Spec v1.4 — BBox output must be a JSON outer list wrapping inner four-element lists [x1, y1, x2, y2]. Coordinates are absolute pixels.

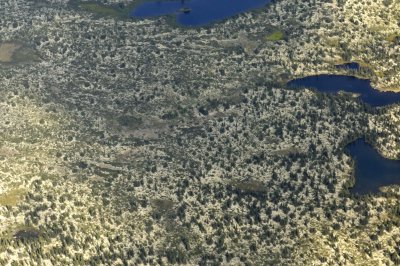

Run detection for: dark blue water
[[346, 138, 400, 195], [335, 62, 360, 70], [131, 0, 271, 26], [287, 75, 400, 107]]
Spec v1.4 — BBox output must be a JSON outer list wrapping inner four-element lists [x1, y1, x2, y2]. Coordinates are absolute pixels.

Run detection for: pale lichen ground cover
[[0, 0, 398, 265]]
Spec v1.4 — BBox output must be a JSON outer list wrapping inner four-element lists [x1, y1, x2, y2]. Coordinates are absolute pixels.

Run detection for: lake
[[287, 74, 400, 107], [346, 138, 400, 195], [130, 0, 271, 26]]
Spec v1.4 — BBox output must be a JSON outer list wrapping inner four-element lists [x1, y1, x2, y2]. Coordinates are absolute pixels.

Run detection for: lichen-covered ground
[[0, 0, 399, 265]]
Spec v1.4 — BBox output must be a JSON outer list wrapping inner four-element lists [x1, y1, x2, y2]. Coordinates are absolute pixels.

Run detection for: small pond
[[131, 0, 271, 26], [287, 74, 400, 107], [346, 138, 400, 195]]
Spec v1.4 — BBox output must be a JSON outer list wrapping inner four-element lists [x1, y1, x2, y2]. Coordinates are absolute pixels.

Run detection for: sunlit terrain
[[0, 0, 398, 265]]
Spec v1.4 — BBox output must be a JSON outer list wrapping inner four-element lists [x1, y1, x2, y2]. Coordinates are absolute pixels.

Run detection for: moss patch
[[13, 228, 39, 241], [0, 188, 26, 206], [79, 2, 134, 18], [12, 46, 40, 63], [0, 43, 21, 62], [117, 115, 143, 129], [325, 36, 340, 47], [265, 31, 284, 41], [385, 34, 399, 43], [151, 198, 174, 212], [232, 180, 267, 193], [0, 224, 38, 241], [0, 42, 39, 64]]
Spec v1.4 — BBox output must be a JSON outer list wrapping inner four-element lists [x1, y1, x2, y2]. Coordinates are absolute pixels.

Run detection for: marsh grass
[[0, 188, 26, 206], [385, 34, 399, 43], [265, 31, 284, 41], [0, 43, 21, 63], [232, 180, 267, 193], [78, 2, 135, 18], [12, 47, 40, 63], [0, 42, 39, 64]]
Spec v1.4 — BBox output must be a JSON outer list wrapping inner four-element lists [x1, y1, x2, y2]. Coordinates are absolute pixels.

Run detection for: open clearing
[[0, 43, 21, 63]]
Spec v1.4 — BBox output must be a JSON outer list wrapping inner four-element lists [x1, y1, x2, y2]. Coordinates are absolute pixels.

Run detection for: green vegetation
[[232, 180, 268, 193], [151, 198, 174, 212], [385, 34, 399, 43], [0, 43, 20, 63], [78, 2, 133, 18], [324, 36, 340, 48], [0, 42, 39, 64], [1, 224, 38, 240], [117, 115, 143, 129], [13, 228, 39, 241], [0, 0, 399, 265], [0, 188, 26, 206], [265, 31, 284, 41], [12, 47, 40, 63], [80, 3, 120, 17]]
